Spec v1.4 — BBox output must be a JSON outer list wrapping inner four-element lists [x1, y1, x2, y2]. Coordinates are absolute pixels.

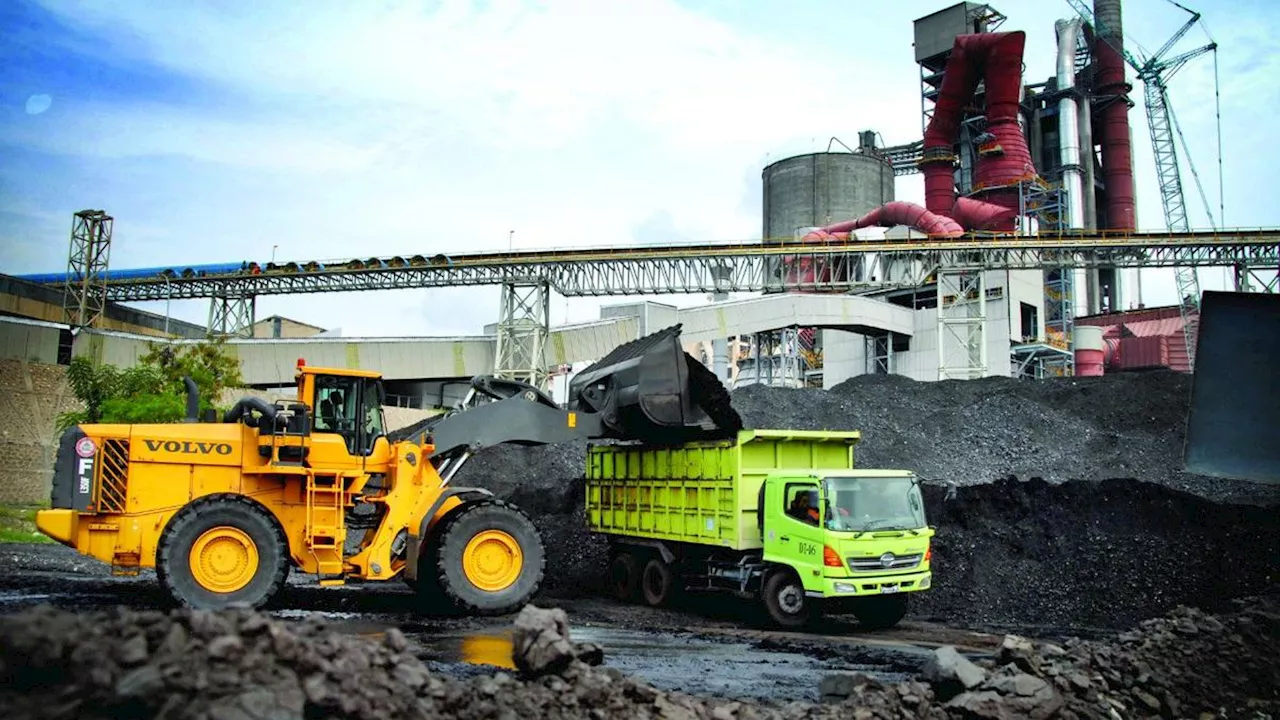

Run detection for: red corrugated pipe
[[782, 31, 1038, 285], [1093, 0, 1135, 230]]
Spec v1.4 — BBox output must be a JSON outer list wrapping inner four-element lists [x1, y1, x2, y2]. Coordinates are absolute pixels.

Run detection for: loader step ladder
[[305, 472, 349, 584]]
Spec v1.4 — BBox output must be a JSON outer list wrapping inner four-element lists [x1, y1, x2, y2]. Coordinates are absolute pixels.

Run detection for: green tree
[[56, 340, 245, 433]]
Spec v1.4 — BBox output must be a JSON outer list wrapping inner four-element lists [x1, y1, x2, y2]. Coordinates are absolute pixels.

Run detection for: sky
[[2, 0, 1277, 338]]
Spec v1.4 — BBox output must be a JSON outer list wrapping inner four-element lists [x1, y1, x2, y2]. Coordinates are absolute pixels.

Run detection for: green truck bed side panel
[[585, 429, 859, 550]]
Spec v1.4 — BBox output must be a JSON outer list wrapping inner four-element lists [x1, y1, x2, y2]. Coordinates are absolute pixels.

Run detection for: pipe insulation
[[1056, 18, 1086, 230]]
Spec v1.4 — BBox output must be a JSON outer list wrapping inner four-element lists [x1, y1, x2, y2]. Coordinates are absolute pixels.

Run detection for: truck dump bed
[[585, 429, 859, 550]]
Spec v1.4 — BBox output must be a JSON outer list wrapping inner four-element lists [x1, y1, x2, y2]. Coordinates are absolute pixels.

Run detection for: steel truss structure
[[493, 280, 550, 389], [208, 295, 256, 338], [937, 271, 988, 380], [63, 210, 113, 329], [85, 230, 1280, 303]]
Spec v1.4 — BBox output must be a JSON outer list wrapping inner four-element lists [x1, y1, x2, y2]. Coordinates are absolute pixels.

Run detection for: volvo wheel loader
[[36, 324, 741, 614]]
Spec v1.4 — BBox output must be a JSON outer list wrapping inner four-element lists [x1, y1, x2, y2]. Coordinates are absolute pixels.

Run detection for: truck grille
[[97, 439, 130, 513], [848, 553, 922, 572]]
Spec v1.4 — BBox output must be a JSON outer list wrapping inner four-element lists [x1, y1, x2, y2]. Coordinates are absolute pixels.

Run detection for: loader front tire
[[432, 500, 544, 616], [156, 494, 289, 611]]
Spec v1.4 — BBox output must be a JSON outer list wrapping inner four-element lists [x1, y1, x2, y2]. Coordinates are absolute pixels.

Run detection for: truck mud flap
[[569, 324, 742, 442], [1183, 290, 1280, 483]]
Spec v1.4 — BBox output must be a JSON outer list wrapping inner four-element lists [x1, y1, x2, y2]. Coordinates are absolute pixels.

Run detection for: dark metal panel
[[1183, 290, 1280, 483]]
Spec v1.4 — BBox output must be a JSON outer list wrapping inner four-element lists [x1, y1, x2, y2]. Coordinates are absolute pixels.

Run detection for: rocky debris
[[2, 593, 1276, 720], [818, 673, 948, 718], [921, 646, 987, 701], [511, 605, 603, 677]]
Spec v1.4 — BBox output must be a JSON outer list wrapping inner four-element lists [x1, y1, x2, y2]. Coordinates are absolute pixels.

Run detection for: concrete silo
[[761, 138, 895, 243]]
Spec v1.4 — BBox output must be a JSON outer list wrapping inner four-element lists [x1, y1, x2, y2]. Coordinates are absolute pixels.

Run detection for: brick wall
[[0, 359, 82, 503]]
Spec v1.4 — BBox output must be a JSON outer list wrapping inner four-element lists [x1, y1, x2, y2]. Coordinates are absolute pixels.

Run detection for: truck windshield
[[820, 476, 925, 533]]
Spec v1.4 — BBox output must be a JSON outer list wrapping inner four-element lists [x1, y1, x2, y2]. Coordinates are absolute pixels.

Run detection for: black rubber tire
[[684, 352, 743, 434], [640, 557, 675, 607], [155, 494, 290, 611], [852, 594, 909, 630], [762, 569, 812, 629], [432, 499, 545, 616], [609, 551, 641, 602]]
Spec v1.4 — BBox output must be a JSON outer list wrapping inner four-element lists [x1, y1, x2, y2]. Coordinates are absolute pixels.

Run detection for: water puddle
[[403, 624, 913, 702]]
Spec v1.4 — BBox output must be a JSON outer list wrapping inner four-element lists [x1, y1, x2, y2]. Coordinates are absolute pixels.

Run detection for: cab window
[[784, 483, 820, 527], [362, 378, 385, 447], [314, 376, 357, 434]]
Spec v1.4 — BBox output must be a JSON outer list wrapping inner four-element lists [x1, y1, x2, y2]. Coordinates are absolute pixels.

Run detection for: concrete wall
[[0, 359, 82, 503], [0, 317, 65, 364]]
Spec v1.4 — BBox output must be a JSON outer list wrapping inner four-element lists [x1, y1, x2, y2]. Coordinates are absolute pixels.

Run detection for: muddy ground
[[0, 543, 1008, 703]]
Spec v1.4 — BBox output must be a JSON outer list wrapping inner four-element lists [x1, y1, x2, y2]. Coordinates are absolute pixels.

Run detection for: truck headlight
[[834, 582, 856, 594], [919, 574, 931, 589]]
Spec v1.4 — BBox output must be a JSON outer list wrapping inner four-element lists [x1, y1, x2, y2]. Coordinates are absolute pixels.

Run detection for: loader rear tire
[[433, 500, 544, 616], [156, 494, 289, 611]]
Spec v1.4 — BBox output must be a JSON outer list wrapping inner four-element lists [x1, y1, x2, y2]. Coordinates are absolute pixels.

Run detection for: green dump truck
[[585, 429, 933, 629]]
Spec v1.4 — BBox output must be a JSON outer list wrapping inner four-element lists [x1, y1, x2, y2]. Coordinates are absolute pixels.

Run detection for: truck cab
[[760, 471, 933, 628]]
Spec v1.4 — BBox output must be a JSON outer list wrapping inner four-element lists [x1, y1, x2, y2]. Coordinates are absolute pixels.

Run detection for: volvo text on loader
[[36, 325, 742, 615]]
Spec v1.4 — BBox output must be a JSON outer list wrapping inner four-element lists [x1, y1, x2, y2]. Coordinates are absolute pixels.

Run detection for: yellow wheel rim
[[189, 526, 259, 593], [462, 530, 523, 592]]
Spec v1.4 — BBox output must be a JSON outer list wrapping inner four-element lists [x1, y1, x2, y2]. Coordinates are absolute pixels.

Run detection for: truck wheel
[[762, 570, 811, 629], [156, 494, 290, 611], [852, 594, 908, 630], [609, 552, 640, 602], [640, 557, 674, 606], [432, 500, 544, 616]]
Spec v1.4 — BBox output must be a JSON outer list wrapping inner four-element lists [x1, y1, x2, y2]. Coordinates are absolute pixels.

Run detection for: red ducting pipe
[[1093, 0, 1135, 230], [804, 201, 964, 239], [781, 31, 1040, 285]]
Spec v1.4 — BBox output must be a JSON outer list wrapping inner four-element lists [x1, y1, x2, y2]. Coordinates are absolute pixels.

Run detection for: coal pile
[[443, 372, 1279, 630], [731, 370, 1278, 507], [912, 476, 1280, 631], [2, 594, 1276, 719]]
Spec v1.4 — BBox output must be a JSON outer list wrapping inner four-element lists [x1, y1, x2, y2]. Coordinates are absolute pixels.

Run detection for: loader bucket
[[569, 324, 742, 441], [1182, 290, 1280, 484]]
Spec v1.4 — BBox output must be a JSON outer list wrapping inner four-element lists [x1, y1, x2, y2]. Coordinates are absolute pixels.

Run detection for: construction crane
[[1066, 0, 1221, 369]]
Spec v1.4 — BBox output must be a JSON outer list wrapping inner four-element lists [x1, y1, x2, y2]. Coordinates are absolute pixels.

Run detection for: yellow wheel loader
[[36, 325, 741, 614]]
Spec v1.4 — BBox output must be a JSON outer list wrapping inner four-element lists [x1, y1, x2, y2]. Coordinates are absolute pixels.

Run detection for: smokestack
[[1093, 0, 1135, 231]]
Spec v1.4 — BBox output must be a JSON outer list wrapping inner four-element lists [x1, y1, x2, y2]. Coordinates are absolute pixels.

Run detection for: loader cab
[[295, 361, 388, 458]]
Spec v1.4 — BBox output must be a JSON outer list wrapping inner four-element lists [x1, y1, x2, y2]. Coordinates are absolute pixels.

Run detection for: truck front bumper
[[809, 570, 932, 599]]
